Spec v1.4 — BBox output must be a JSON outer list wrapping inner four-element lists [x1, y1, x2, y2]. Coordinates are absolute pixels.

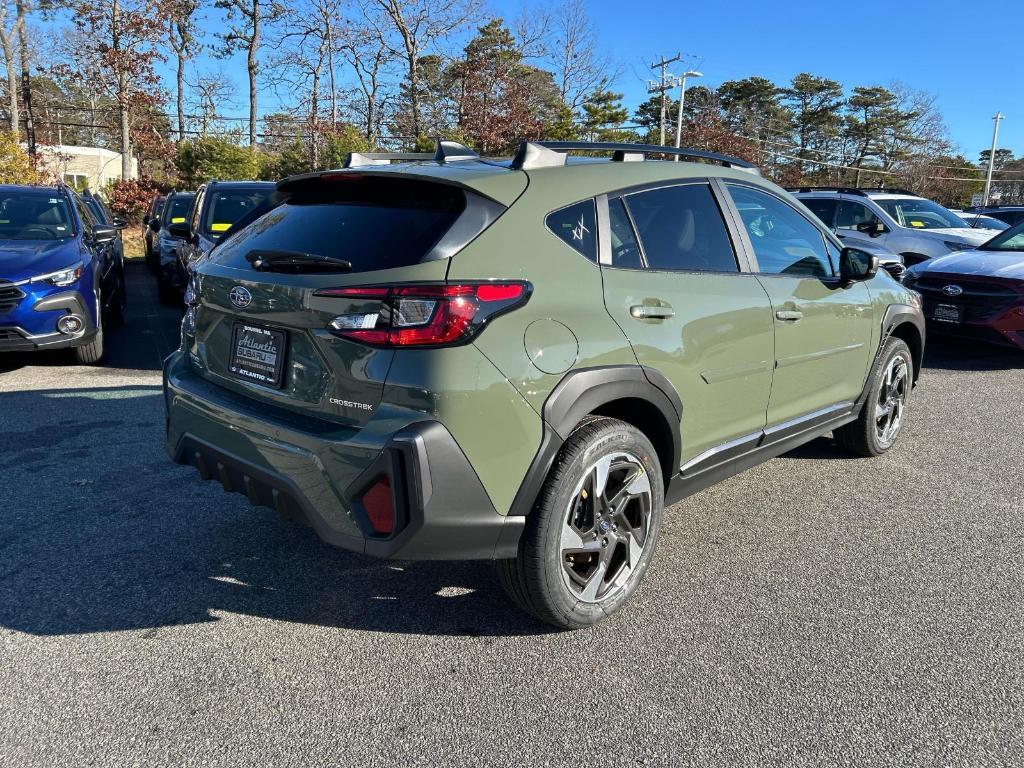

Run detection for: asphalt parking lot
[[1, 263, 1022, 767]]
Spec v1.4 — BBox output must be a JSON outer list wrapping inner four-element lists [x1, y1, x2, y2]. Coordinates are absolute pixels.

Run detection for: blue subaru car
[[0, 184, 126, 364]]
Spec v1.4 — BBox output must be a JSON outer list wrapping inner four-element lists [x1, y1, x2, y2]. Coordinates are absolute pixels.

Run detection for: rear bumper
[[164, 350, 523, 560]]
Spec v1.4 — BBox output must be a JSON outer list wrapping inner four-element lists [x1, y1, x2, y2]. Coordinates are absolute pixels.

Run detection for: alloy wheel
[[875, 354, 909, 446], [560, 452, 652, 603]]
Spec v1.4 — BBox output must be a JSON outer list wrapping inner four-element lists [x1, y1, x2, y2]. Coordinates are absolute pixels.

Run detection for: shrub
[[175, 137, 260, 188], [105, 177, 162, 224], [0, 132, 45, 185]]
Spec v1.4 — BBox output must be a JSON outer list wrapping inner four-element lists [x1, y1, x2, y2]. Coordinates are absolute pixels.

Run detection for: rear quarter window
[[545, 199, 597, 262], [212, 177, 467, 273]]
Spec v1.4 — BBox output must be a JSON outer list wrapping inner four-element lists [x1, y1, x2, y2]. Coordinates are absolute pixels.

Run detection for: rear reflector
[[360, 476, 394, 536], [317, 282, 531, 347]]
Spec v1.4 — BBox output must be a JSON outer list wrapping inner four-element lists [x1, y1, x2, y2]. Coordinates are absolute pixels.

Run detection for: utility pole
[[983, 112, 1005, 206], [648, 53, 681, 146]]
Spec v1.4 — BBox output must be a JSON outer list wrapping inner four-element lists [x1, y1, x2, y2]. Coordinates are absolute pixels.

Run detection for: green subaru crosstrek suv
[[164, 140, 925, 629]]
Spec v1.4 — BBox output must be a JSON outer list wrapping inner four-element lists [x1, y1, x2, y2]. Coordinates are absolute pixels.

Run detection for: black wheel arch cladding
[[508, 365, 683, 517]]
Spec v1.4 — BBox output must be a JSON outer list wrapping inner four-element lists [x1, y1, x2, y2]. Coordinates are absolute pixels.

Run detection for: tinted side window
[[623, 183, 737, 272], [728, 185, 832, 278], [801, 197, 838, 228], [836, 200, 882, 231], [73, 195, 97, 230], [606, 198, 643, 269], [545, 199, 597, 262]]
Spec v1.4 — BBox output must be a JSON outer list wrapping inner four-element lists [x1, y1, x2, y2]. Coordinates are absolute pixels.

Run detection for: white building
[[35, 144, 138, 190]]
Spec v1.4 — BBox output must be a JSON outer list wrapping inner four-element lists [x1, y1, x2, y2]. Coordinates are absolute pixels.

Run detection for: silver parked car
[[791, 187, 997, 266]]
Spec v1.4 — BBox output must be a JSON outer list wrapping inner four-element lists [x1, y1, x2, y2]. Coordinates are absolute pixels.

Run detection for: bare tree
[[268, 0, 336, 167], [0, 0, 17, 133], [338, 0, 396, 144], [162, 0, 201, 142], [216, 0, 283, 146], [547, 0, 613, 112], [188, 70, 235, 137], [374, 0, 480, 138]]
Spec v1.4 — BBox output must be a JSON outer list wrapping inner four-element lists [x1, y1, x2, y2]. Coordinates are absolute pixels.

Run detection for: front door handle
[[631, 303, 675, 319], [775, 309, 803, 321]]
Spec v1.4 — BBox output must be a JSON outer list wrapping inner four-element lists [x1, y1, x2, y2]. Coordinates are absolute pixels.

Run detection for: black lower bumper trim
[[170, 421, 524, 561]]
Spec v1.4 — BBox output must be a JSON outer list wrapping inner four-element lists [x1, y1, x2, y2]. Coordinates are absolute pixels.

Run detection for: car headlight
[[29, 263, 83, 287], [943, 240, 970, 252]]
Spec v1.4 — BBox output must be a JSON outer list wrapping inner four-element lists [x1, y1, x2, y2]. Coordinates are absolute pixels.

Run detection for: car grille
[[913, 276, 1021, 322], [0, 280, 24, 314]]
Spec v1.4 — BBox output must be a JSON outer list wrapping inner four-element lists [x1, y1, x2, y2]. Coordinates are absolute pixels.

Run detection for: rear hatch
[[187, 173, 506, 427]]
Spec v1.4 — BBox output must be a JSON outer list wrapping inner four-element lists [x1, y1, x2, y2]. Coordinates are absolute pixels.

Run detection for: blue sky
[[159, 0, 1022, 160]]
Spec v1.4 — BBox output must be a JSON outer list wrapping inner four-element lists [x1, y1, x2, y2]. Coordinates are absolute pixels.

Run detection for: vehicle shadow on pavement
[[0, 386, 551, 639], [922, 337, 1024, 371]]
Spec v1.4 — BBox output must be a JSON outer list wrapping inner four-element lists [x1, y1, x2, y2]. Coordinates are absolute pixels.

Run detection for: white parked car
[[791, 187, 998, 266]]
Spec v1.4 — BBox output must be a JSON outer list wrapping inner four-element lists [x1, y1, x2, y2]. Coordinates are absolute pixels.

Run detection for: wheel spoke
[[579, 560, 608, 601], [561, 523, 600, 553], [592, 455, 613, 502], [625, 530, 643, 566]]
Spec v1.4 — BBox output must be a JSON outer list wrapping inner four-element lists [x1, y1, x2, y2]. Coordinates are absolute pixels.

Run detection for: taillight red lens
[[317, 282, 530, 347], [360, 476, 394, 536]]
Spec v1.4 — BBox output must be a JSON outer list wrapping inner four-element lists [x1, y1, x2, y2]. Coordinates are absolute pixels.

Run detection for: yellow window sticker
[[171, 216, 186, 223], [210, 222, 231, 232], [909, 220, 925, 228]]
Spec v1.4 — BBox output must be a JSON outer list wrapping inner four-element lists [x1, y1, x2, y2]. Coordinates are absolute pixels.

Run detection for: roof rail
[[787, 186, 870, 197], [511, 140, 758, 172], [344, 139, 480, 168], [855, 187, 917, 196]]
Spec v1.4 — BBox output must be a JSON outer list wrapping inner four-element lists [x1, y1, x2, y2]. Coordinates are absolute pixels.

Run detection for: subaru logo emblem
[[229, 286, 252, 308], [942, 284, 963, 297]]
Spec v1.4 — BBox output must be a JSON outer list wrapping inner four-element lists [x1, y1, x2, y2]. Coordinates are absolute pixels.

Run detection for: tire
[[497, 417, 664, 630], [835, 337, 913, 457], [73, 317, 104, 365]]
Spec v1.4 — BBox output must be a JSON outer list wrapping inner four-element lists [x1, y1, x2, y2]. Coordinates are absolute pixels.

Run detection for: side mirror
[[840, 247, 879, 284], [166, 222, 190, 240], [113, 217, 128, 229], [856, 220, 886, 237], [92, 224, 117, 244], [142, 215, 150, 225], [148, 218, 161, 233]]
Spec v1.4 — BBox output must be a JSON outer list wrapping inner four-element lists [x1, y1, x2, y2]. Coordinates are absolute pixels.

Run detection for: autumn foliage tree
[[64, 0, 164, 179], [450, 19, 544, 154]]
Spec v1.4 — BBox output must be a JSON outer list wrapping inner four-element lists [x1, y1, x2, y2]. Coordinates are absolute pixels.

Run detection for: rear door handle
[[775, 309, 803, 321], [631, 304, 675, 319]]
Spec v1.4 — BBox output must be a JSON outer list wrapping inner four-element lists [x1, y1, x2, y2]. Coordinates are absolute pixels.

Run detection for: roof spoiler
[[511, 141, 759, 173]]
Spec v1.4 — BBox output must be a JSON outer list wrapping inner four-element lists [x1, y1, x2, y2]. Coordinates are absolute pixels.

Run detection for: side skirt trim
[[668, 408, 857, 504]]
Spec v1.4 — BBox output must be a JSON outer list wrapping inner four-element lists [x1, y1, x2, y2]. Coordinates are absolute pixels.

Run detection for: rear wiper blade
[[246, 249, 352, 273]]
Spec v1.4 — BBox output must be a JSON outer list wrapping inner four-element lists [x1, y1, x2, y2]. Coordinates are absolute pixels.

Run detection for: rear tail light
[[317, 282, 531, 347]]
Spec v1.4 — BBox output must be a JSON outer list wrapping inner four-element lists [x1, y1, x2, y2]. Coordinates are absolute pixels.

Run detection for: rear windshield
[[162, 195, 195, 225], [203, 187, 274, 238], [213, 178, 466, 273], [0, 191, 73, 240]]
